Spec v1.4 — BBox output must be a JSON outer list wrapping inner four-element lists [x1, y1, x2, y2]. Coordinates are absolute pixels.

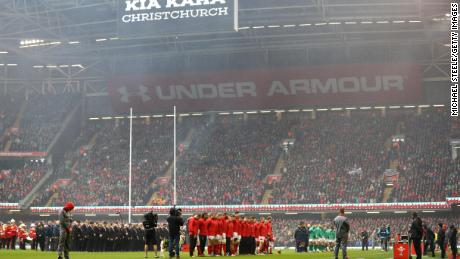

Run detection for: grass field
[[0, 249, 441, 259]]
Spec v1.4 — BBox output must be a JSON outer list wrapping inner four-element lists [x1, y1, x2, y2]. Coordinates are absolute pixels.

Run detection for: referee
[[143, 211, 159, 258]]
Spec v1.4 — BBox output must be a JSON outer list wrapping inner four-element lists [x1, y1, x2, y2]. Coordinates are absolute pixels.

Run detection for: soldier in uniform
[[57, 202, 74, 259]]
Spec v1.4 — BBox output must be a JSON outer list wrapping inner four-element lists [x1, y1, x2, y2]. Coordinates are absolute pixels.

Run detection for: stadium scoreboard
[[118, 0, 239, 37]]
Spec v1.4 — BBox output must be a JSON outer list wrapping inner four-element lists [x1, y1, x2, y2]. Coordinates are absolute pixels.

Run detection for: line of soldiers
[[70, 221, 171, 252]]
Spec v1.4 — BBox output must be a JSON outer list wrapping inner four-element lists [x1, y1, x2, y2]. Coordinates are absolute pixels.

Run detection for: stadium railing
[[28, 200, 457, 214]]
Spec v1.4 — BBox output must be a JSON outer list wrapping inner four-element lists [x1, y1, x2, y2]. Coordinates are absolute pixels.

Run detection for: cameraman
[[143, 211, 159, 258], [167, 208, 184, 259]]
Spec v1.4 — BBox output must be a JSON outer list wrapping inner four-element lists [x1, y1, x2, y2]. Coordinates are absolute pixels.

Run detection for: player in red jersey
[[232, 213, 241, 255], [197, 213, 208, 256], [266, 216, 274, 254], [188, 214, 200, 257], [239, 217, 250, 255], [225, 215, 234, 256], [258, 218, 269, 254], [207, 214, 220, 256], [217, 214, 226, 256]]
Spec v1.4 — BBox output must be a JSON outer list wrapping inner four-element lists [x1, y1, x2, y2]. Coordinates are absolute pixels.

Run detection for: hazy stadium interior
[[0, 0, 458, 258]]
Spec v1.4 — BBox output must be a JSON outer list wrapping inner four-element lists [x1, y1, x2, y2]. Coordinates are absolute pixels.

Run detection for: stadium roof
[[0, 0, 451, 91]]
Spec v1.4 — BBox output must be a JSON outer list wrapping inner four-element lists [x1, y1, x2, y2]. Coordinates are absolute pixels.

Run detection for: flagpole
[[173, 106, 177, 205], [128, 107, 133, 223]]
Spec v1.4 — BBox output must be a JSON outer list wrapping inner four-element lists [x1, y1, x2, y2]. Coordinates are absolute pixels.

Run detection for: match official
[[333, 208, 350, 259], [57, 202, 74, 259], [409, 212, 423, 259]]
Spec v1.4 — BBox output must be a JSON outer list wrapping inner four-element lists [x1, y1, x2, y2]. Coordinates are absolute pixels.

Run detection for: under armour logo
[[118, 85, 151, 103], [398, 245, 405, 256]]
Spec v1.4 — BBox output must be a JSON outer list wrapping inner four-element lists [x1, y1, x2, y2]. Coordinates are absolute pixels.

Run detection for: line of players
[[187, 212, 274, 257], [294, 222, 337, 253]]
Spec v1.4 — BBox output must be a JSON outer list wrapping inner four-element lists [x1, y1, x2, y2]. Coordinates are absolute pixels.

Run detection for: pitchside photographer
[[167, 207, 184, 259], [143, 211, 159, 259]]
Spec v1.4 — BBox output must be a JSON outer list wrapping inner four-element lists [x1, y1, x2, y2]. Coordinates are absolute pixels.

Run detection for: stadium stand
[[22, 107, 458, 206], [5, 94, 79, 152], [0, 163, 48, 202]]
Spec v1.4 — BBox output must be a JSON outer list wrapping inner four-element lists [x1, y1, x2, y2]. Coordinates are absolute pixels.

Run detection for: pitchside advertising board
[[108, 63, 422, 113], [118, 0, 238, 37]]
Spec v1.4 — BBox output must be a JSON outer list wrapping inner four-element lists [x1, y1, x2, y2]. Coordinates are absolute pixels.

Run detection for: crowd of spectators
[[0, 163, 48, 202], [8, 94, 79, 152], [20, 107, 459, 206], [271, 111, 392, 204], [390, 109, 454, 202], [33, 117, 194, 206], [0, 95, 22, 149], [173, 115, 295, 205]]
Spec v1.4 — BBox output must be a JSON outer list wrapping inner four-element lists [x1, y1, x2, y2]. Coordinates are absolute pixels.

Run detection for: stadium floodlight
[[374, 106, 386, 109], [192, 113, 203, 116], [71, 64, 84, 68], [275, 110, 286, 113], [114, 116, 125, 119], [283, 24, 296, 27], [179, 113, 190, 117], [139, 115, 150, 118], [0, 64, 5, 66], [376, 21, 389, 24], [298, 23, 311, 26], [39, 214, 50, 217], [252, 26, 264, 29], [392, 20, 406, 23], [418, 105, 430, 108], [102, 117, 113, 120], [68, 41, 80, 44], [165, 114, 175, 117], [302, 109, 314, 112], [344, 21, 357, 25], [316, 108, 328, 111], [0, 51, 7, 54], [314, 22, 327, 26], [422, 211, 435, 213], [288, 109, 300, 112], [238, 26, 250, 30], [408, 20, 421, 23], [109, 37, 119, 40], [246, 111, 258, 114], [361, 21, 373, 24], [389, 106, 401, 109], [6, 64, 17, 66], [59, 65, 69, 68], [267, 25, 281, 28], [260, 110, 272, 113], [328, 22, 341, 25], [432, 104, 445, 107], [233, 111, 244, 115], [152, 115, 163, 118], [403, 105, 415, 108], [366, 211, 380, 214], [89, 117, 100, 120], [33, 65, 44, 68], [330, 108, 343, 111], [394, 211, 408, 214], [95, 38, 107, 42]]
